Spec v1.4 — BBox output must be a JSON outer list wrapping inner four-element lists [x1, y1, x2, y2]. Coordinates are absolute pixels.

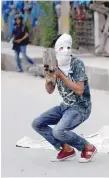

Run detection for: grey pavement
[[1, 71, 109, 177]]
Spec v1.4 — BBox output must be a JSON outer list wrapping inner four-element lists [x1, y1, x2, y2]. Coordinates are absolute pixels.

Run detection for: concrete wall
[[1, 42, 109, 91], [1, 42, 45, 76]]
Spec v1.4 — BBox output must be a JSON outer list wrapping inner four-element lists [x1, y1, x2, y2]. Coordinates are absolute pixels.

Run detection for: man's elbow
[[76, 88, 84, 96], [45, 84, 55, 94], [25, 33, 29, 37], [47, 88, 54, 94]]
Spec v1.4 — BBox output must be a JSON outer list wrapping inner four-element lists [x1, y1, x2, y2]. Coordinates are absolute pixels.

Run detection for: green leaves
[[34, 2, 58, 47]]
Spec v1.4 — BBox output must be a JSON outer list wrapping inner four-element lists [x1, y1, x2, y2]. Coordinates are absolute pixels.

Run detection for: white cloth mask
[[55, 33, 72, 76]]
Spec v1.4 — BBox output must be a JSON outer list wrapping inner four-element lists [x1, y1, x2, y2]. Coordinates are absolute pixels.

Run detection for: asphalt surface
[[1, 71, 109, 177]]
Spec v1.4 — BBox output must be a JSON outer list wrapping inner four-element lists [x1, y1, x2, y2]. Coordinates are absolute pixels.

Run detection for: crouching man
[[32, 34, 97, 162]]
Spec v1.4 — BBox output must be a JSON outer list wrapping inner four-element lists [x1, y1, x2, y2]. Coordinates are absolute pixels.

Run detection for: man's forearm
[[12, 35, 15, 40], [20, 33, 29, 41], [60, 74, 84, 95]]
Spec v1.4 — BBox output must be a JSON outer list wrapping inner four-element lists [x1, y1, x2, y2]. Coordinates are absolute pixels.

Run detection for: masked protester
[[32, 34, 97, 163], [12, 14, 34, 72]]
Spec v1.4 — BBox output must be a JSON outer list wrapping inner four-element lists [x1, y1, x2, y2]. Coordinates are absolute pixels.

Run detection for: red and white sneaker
[[57, 149, 76, 161], [79, 145, 97, 163]]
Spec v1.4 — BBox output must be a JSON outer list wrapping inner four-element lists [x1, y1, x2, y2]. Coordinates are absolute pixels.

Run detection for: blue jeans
[[32, 103, 91, 151], [14, 45, 34, 71]]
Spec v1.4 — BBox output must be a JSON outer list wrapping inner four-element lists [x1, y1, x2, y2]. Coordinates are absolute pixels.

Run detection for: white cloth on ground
[[16, 125, 109, 153]]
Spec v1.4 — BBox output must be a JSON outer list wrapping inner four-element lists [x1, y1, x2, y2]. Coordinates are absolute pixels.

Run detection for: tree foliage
[[34, 1, 58, 47]]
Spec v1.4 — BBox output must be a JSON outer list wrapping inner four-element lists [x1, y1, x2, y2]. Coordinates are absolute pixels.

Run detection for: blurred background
[[1, 0, 109, 55]]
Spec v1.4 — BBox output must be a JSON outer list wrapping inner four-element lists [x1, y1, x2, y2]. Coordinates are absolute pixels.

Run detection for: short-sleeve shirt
[[13, 24, 29, 46], [57, 57, 91, 110]]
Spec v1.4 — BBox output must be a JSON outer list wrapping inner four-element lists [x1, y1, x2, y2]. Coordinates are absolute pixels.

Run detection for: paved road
[[1, 71, 109, 177]]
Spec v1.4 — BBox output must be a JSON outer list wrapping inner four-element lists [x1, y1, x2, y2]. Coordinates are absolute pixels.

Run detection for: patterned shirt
[[57, 57, 91, 110]]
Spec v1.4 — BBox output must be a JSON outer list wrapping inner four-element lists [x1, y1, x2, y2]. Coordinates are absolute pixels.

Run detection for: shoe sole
[[79, 148, 97, 163], [51, 153, 76, 162]]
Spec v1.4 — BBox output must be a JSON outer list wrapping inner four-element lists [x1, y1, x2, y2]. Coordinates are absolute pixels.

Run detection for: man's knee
[[52, 128, 64, 140], [21, 52, 27, 59], [32, 117, 42, 131], [32, 118, 37, 130]]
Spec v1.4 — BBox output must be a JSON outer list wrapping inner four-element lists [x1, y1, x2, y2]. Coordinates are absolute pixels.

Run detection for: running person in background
[[12, 14, 34, 72], [32, 34, 97, 162]]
